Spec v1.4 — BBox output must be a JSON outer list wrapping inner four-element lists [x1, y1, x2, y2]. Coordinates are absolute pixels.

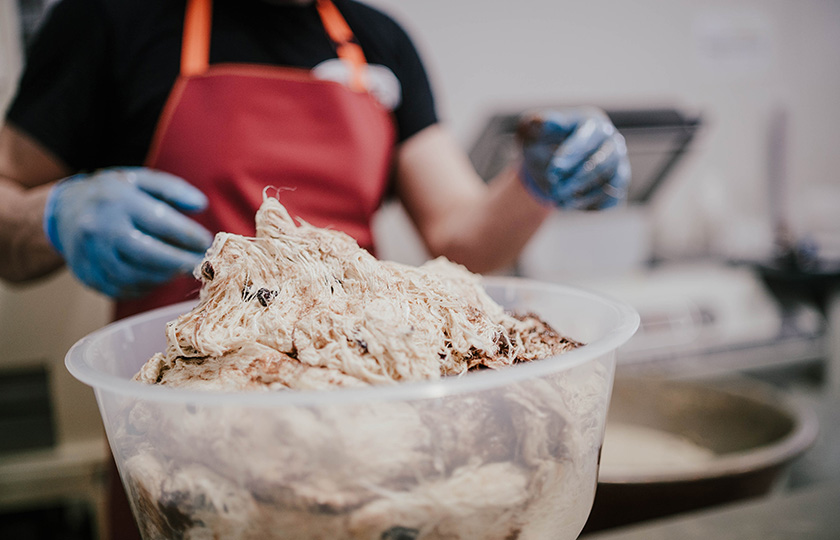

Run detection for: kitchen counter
[[584, 479, 840, 540]]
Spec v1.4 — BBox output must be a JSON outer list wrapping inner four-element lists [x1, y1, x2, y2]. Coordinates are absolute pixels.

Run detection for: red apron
[[114, 0, 396, 320]]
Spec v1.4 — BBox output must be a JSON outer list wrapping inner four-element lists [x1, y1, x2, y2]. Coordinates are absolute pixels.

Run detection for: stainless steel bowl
[[582, 376, 819, 533]]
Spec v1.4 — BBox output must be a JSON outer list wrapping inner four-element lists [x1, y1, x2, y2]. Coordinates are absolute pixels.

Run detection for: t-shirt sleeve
[[347, 2, 438, 143], [387, 22, 438, 143], [5, 0, 112, 171]]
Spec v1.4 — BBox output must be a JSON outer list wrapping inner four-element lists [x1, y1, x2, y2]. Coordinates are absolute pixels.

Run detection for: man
[[0, 0, 628, 536]]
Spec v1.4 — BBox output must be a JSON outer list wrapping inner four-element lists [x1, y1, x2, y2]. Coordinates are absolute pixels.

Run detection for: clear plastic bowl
[[66, 277, 638, 540]]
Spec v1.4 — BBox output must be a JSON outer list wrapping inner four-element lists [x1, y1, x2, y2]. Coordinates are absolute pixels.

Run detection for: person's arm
[[395, 108, 630, 274], [0, 0, 109, 282], [394, 124, 551, 274], [0, 123, 73, 282], [1, 121, 213, 298]]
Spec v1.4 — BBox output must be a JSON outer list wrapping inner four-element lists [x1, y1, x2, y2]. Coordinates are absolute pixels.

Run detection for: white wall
[[368, 0, 840, 264]]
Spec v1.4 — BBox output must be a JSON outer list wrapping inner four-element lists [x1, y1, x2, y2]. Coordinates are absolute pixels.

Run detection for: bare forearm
[[396, 125, 551, 274], [0, 178, 64, 281], [0, 124, 73, 282], [426, 166, 550, 273]]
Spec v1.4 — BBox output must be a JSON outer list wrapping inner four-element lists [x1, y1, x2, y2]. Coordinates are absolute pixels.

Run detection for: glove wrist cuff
[[518, 162, 558, 208], [43, 174, 85, 255], [43, 183, 63, 255]]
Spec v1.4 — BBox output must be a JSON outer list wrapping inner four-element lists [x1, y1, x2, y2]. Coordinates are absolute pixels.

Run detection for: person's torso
[[95, 0, 428, 167]]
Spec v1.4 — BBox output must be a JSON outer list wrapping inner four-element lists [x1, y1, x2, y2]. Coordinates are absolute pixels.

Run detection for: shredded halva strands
[[135, 195, 579, 390]]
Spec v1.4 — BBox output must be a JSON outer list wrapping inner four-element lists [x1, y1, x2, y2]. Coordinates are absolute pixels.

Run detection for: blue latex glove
[[43, 167, 213, 298], [519, 108, 631, 209]]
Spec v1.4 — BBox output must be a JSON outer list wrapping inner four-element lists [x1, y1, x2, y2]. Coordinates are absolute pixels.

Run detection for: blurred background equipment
[[469, 106, 827, 376], [583, 376, 818, 533], [470, 107, 702, 205], [464, 101, 840, 535]]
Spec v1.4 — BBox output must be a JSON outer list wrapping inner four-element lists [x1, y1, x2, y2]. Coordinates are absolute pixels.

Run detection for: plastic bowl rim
[[65, 276, 639, 407]]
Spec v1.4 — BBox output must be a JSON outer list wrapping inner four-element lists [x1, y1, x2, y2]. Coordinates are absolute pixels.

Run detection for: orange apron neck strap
[[316, 0, 368, 92], [180, 0, 366, 89], [181, 0, 212, 77]]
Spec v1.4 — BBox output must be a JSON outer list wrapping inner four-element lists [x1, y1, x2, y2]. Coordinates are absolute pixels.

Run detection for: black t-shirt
[[6, 0, 438, 171]]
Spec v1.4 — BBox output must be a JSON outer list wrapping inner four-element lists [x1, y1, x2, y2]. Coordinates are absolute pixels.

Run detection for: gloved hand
[[43, 167, 213, 298], [518, 108, 630, 209]]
